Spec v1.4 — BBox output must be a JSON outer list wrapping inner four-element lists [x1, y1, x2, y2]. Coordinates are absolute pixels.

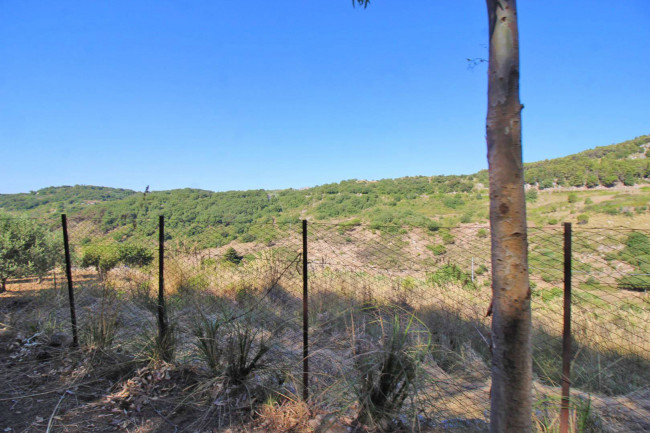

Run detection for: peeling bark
[[486, 1, 532, 432]]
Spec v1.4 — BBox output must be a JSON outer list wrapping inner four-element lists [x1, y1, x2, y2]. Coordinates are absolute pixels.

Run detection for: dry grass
[[1, 226, 649, 432]]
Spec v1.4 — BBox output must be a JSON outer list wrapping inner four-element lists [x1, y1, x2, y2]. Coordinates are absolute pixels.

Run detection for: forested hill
[[0, 185, 137, 213], [1, 134, 649, 237], [523, 135, 650, 188]]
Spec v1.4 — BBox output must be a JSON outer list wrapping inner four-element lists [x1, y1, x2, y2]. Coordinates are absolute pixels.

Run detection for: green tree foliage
[[223, 247, 243, 265], [617, 232, 650, 291], [0, 136, 648, 244], [81, 243, 154, 278], [0, 216, 59, 291], [0, 185, 135, 215], [116, 244, 154, 267], [523, 135, 650, 189], [80, 245, 120, 277]]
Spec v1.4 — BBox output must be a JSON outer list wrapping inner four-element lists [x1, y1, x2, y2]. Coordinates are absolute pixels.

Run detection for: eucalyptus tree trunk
[[485, 1, 532, 432]]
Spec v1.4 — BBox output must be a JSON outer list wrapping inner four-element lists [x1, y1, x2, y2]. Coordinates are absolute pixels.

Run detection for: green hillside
[[1, 134, 649, 243], [0, 185, 136, 213]]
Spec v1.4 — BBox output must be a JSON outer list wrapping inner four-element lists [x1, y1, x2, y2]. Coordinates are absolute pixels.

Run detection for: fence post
[[158, 215, 168, 355], [61, 214, 79, 347], [302, 219, 309, 401], [560, 222, 573, 433]]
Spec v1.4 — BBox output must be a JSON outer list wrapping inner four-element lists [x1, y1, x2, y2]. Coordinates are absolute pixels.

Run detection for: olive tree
[[0, 216, 60, 292]]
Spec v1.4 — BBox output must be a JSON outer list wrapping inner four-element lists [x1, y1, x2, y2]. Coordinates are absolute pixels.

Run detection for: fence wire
[[1, 216, 649, 432]]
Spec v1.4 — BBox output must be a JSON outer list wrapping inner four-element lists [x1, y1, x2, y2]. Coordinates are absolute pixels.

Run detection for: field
[[1, 222, 649, 432]]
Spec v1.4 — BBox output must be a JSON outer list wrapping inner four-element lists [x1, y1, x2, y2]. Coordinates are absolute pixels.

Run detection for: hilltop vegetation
[[0, 185, 136, 213], [522, 135, 650, 188], [1, 135, 649, 242]]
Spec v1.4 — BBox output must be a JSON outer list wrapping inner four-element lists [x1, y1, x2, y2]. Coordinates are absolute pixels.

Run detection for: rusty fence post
[[158, 215, 168, 356], [302, 219, 309, 401], [560, 222, 573, 433], [61, 214, 79, 347]]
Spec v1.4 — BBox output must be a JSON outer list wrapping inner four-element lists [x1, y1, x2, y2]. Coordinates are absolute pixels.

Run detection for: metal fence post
[[158, 215, 168, 352], [560, 222, 573, 433], [61, 214, 79, 347], [302, 219, 309, 401]]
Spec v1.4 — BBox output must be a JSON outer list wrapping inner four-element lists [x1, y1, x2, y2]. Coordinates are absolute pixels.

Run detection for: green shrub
[[428, 264, 475, 290], [117, 244, 154, 268], [477, 228, 488, 238], [474, 264, 488, 275], [338, 218, 362, 234], [541, 273, 555, 283], [0, 216, 60, 291], [577, 214, 589, 225], [624, 232, 650, 255], [441, 232, 455, 245], [426, 244, 446, 256], [526, 189, 538, 202], [184, 273, 210, 292], [239, 233, 256, 243], [617, 274, 650, 292], [81, 243, 153, 277], [532, 287, 563, 303], [567, 193, 578, 203], [459, 212, 472, 224], [81, 244, 120, 276], [223, 247, 243, 265]]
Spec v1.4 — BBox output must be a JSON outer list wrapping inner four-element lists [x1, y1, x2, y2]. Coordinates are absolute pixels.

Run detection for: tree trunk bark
[[1, 278, 6, 293], [485, 1, 532, 432]]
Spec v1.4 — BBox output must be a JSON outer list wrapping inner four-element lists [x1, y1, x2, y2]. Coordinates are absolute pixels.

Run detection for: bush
[[81, 242, 153, 278], [223, 247, 243, 265], [426, 244, 446, 256], [81, 244, 120, 277], [567, 193, 578, 203], [526, 189, 538, 202], [428, 264, 475, 290], [239, 233, 256, 243], [117, 244, 154, 268], [474, 264, 488, 275], [0, 216, 60, 292], [624, 232, 650, 250], [353, 312, 430, 429], [441, 232, 455, 245], [532, 287, 563, 303], [192, 313, 270, 384], [577, 214, 589, 225], [477, 228, 488, 238]]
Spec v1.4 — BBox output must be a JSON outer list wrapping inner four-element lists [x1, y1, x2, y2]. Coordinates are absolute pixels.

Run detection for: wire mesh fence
[[1, 214, 649, 432]]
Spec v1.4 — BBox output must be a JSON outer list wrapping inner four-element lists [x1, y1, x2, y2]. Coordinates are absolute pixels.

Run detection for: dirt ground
[[2, 277, 649, 433]]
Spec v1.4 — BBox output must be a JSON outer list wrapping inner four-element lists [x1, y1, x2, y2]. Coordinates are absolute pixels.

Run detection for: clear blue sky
[[1, 0, 648, 194]]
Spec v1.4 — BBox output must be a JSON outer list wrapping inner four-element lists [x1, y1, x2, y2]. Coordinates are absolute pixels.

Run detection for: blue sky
[[1, 0, 648, 194]]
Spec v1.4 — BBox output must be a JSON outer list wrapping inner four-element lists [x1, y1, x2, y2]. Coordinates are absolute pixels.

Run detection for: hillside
[[1, 134, 649, 242]]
